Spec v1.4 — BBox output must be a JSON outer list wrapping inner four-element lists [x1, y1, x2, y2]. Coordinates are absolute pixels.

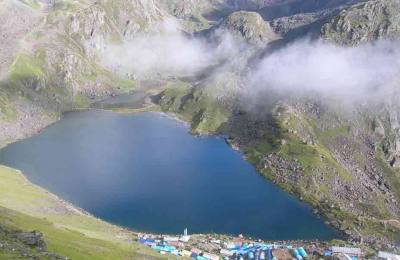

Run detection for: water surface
[[0, 110, 337, 240]]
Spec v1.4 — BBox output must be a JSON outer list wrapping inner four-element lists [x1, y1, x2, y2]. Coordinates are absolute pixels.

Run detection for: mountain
[[0, 0, 400, 257], [154, 0, 400, 249], [0, 0, 168, 148]]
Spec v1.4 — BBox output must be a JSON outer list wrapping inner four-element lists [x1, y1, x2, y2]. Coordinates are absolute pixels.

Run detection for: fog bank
[[101, 21, 400, 107], [247, 39, 400, 105], [101, 19, 241, 79]]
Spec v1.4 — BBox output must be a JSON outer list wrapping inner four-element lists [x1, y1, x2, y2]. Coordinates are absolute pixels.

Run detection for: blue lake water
[[0, 110, 338, 240]]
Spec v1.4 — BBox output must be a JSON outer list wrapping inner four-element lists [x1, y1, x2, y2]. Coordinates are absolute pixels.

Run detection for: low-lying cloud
[[101, 19, 400, 108], [248, 39, 400, 105], [102, 19, 241, 79]]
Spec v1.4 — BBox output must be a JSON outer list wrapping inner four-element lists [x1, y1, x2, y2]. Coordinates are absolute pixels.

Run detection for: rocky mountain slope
[[0, 0, 169, 148], [1, 0, 400, 257], [154, 0, 400, 250], [218, 11, 277, 45], [322, 0, 400, 45], [0, 0, 169, 257]]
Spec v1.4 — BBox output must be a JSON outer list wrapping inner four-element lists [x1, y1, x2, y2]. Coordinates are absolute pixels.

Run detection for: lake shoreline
[[0, 90, 376, 259], [0, 165, 363, 259], [0, 109, 339, 241]]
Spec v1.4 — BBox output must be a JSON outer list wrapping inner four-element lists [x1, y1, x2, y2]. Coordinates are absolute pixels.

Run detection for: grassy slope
[[0, 3, 165, 258], [156, 84, 399, 242], [0, 165, 167, 259], [157, 83, 231, 133]]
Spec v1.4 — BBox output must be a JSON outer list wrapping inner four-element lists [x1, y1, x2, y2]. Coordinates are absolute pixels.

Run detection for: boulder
[[15, 231, 47, 251]]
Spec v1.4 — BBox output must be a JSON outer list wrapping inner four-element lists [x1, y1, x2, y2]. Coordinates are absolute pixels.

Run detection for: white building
[[331, 246, 362, 258], [163, 236, 179, 242], [378, 251, 400, 260]]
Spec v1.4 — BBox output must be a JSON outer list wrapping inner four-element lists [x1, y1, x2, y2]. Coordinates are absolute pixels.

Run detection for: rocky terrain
[[217, 11, 277, 45], [153, 0, 400, 250], [0, 227, 66, 259], [0, 0, 42, 79], [1, 0, 400, 257], [0, 0, 169, 149], [322, 0, 400, 45]]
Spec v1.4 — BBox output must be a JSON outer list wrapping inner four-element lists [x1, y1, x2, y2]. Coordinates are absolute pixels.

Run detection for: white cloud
[[248, 39, 400, 104]]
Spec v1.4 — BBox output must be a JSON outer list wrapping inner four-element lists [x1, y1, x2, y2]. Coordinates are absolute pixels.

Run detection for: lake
[[0, 110, 338, 240]]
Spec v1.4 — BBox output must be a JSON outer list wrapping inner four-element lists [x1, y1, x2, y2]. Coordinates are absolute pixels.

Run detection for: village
[[137, 230, 400, 260]]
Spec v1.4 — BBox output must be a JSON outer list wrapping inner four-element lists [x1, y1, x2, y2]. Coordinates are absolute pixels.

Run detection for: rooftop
[[331, 246, 362, 255]]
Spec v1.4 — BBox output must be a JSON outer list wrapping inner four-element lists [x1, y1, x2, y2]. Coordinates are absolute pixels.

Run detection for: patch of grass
[[254, 141, 275, 154], [376, 152, 400, 200], [9, 53, 45, 86], [7, 52, 73, 110], [18, 0, 41, 9], [280, 140, 320, 169], [0, 89, 17, 121], [276, 134, 352, 182], [0, 251, 28, 259], [73, 93, 91, 108], [158, 82, 192, 112], [0, 165, 167, 259], [358, 217, 397, 239], [158, 83, 230, 133], [112, 76, 136, 93], [316, 125, 350, 140], [280, 110, 353, 181], [358, 200, 391, 219], [53, 0, 85, 12], [0, 206, 167, 260]]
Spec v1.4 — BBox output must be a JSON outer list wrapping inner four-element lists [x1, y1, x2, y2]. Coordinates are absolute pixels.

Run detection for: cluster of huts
[[137, 232, 400, 260]]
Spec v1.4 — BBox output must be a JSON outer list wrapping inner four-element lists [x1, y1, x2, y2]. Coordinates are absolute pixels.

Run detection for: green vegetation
[[0, 89, 16, 121], [18, 0, 41, 9], [9, 53, 45, 88], [316, 125, 350, 140], [156, 86, 400, 241], [8, 51, 73, 110], [158, 83, 230, 133], [0, 0, 399, 250], [53, 0, 86, 12], [0, 165, 166, 259], [376, 152, 400, 201]]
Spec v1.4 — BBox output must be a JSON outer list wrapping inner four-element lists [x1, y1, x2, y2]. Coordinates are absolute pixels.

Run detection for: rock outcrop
[[322, 0, 400, 45], [0, 226, 66, 259], [218, 11, 277, 45]]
